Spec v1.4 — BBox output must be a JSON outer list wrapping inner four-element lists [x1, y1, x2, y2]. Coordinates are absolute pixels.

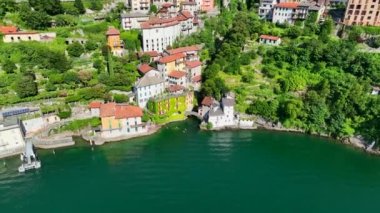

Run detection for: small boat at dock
[[18, 140, 41, 173]]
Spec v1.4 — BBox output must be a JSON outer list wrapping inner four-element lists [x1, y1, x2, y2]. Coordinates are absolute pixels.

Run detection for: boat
[[18, 139, 41, 173]]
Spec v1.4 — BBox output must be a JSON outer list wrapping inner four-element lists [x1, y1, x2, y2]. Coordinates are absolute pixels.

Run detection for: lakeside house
[[199, 93, 237, 129], [259, 35, 281, 46], [135, 70, 166, 108], [106, 27, 124, 56], [0, 118, 25, 159], [147, 90, 194, 116], [97, 102, 147, 139]]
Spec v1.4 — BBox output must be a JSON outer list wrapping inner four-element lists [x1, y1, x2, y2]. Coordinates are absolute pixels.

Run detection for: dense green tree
[[2, 59, 17, 74], [84, 40, 98, 52], [67, 42, 85, 57], [23, 10, 51, 30], [0, 0, 16, 18], [74, 0, 86, 14], [14, 74, 38, 98]]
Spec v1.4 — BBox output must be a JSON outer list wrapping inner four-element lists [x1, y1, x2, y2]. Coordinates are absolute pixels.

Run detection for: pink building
[[201, 0, 214, 12]]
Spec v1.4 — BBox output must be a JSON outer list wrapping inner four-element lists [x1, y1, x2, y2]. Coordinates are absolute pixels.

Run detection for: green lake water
[[1, 119, 380, 213]]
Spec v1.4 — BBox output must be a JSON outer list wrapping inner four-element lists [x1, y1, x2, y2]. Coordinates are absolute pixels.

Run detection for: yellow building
[[106, 27, 124, 56]]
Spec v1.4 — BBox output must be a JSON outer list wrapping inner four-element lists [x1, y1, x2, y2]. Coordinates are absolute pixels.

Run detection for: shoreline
[[6, 117, 376, 160], [203, 121, 379, 156]]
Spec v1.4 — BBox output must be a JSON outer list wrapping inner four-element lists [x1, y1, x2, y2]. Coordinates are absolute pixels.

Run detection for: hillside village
[[0, 0, 380, 159]]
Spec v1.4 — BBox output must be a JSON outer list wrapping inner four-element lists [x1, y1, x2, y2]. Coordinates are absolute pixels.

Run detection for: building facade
[[106, 28, 124, 56], [259, 35, 282, 45], [130, 0, 150, 13], [99, 102, 147, 139], [271, 1, 325, 24], [259, 0, 277, 19], [121, 12, 150, 30], [135, 70, 166, 108], [207, 95, 236, 129], [0, 119, 25, 159], [343, 0, 380, 26]]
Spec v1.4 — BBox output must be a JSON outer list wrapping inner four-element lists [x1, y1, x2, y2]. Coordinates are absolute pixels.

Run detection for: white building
[[272, 1, 325, 24], [141, 17, 181, 52], [130, 0, 150, 13], [89, 101, 102, 117], [21, 115, 60, 136], [259, 0, 277, 19], [206, 94, 236, 129], [168, 70, 188, 87], [140, 12, 198, 52], [135, 70, 166, 108], [259, 35, 282, 45], [3, 32, 56, 43], [181, 1, 199, 15], [121, 12, 150, 30], [0, 119, 25, 159]]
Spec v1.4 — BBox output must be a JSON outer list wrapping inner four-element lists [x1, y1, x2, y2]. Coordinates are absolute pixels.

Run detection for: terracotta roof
[[168, 85, 185, 93], [192, 75, 202, 82], [201, 96, 213, 106], [182, 1, 197, 5], [141, 17, 179, 29], [180, 10, 193, 19], [260, 35, 280, 41], [114, 105, 143, 119], [158, 53, 185, 63], [3, 31, 38, 35], [166, 45, 201, 55], [162, 3, 174, 8], [89, 101, 102, 108], [100, 102, 116, 117], [168, 70, 187, 79], [275, 2, 299, 9], [100, 102, 143, 118], [139, 51, 159, 57], [0, 26, 18, 34], [106, 28, 120, 36], [185, 60, 202, 68], [138, 64, 154, 74]]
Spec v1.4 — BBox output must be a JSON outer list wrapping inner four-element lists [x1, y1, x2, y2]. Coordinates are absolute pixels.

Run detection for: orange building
[[106, 27, 124, 56], [343, 0, 380, 26]]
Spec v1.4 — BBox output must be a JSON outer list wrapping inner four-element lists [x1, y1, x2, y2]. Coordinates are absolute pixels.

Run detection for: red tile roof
[[139, 51, 159, 57], [192, 75, 202, 82], [100, 102, 143, 118], [201, 96, 213, 106], [89, 101, 102, 108], [3, 31, 38, 35], [138, 64, 154, 74], [166, 45, 201, 55], [185, 60, 202, 68], [162, 2, 174, 8], [115, 105, 143, 119], [260, 35, 280, 41], [106, 28, 120, 36], [141, 17, 179, 29], [0, 26, 18, 34], [180, 10, 193, 19], [275, 2, 299, 9], [168, 70, 187, 79], [168, 85, 185, 93], [158, 53, 185, 63], [100, 102, 116, 117]]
